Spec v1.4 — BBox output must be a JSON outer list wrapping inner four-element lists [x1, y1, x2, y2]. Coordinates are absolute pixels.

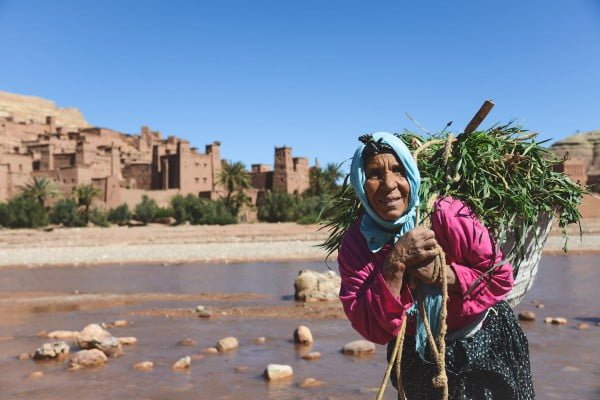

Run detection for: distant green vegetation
[[257, 163, 342, 224], [170, 194, 236, 225], [0, 162, 343, 229]]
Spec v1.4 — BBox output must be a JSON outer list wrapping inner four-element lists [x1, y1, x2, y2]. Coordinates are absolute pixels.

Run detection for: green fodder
[[319, 124, 587, 269]]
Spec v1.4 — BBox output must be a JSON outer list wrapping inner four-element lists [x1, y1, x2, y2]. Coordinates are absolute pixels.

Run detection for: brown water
[[0, 256, 598, 400]]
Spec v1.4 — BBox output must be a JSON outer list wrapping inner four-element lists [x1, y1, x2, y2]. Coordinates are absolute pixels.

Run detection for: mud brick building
[[0, 90, 310, 210], [550, 130, 600, 191]]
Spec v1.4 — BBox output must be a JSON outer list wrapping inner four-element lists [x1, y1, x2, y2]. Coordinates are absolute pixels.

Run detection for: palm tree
[[323, 163, 343, 193], [73, 184, 102, 222], [22, 176, 60, 207], [309, 163, 343, 196], [218, 161, 250, 214], [309, 167, 325, 196]]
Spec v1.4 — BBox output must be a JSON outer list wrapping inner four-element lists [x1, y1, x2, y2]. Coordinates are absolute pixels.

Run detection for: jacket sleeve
[[431, 198, 514, 316], [337, 228, 413, 344]]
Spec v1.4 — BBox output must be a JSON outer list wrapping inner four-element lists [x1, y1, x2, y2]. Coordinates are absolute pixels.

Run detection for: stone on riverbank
[[294, 269, 340, 301], [342, 340, 376, 356], [33, 341, 70, 361], [263, 364, 293, 380], [69, 349, 107, 370], [255, 336, 267, 344], [216, 337, 238, 353], [293, 325, 314, 344]]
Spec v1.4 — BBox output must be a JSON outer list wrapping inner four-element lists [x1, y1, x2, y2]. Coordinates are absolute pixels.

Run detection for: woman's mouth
[[378, 196, 403, 207]]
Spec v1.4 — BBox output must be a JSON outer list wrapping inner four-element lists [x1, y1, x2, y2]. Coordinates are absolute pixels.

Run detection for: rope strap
[[376, 245, 450, 400]]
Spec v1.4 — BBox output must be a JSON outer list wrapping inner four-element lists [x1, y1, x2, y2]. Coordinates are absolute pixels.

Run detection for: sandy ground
[[0, 219, 598, 268]]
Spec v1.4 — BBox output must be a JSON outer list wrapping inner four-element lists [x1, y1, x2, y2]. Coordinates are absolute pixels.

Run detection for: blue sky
[[0, 0, 598, 172]]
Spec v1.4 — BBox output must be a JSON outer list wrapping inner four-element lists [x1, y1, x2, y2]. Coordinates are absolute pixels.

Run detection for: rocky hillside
[[0, 90, 89, 129], [550, 130, 600, 168]]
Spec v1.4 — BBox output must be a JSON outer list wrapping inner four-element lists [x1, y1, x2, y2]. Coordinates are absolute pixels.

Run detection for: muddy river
[[0, 255, 598, 399]]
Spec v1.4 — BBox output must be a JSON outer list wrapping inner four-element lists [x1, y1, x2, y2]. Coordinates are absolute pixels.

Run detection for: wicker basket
[[502, 212, 554, 307]]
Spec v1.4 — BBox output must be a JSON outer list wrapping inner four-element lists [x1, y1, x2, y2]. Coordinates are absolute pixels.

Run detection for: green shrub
[[170, 195, 188, 224], [5, 195, 49, 228], [197, 198, 236, 225], [135, 195, 158, 225], [154, 206, 174, 219], [50, 199, 85, 227], [170, 194, 235, 225], [257, 191, 301, 222], [89, 208, 109, 227], [0, 203, 9, 227], [107, 204, 132, 226]]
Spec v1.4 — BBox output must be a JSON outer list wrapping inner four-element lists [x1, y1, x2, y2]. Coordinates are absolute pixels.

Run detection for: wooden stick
[[462, 100, 495, 136]]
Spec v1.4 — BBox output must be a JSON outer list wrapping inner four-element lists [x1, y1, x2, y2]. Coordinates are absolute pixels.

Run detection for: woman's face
[[364, 153, 410, 221]]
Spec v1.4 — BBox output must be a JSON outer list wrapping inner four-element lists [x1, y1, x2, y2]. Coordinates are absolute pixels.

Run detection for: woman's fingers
[[422, 237, 438, 250]]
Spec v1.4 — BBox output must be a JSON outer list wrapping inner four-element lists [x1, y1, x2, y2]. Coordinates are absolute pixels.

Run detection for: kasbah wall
[[0, 91, 310, 213]]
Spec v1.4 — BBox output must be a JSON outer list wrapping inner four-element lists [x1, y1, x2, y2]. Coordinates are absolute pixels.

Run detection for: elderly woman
[[338, 132, 535, 399]]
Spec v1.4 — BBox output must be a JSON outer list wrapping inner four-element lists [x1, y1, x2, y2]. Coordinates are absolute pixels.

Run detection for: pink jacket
[[338, 197, 514, 345]]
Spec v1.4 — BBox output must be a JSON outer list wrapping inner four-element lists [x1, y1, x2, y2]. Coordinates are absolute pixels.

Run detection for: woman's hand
[[392, 227, 439, 268], [383, 227, 439, 295]]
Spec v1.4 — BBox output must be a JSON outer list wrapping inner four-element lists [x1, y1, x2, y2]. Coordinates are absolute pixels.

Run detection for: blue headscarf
[[349, 131, 441, 359], [350, 132, 420, 252]]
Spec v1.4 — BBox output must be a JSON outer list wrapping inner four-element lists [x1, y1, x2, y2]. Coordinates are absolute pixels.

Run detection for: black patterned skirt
[[387, 301, 535, 399]]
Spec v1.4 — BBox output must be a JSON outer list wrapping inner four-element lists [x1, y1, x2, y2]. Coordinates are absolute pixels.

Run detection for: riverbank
[[0, 219, 598, 268]]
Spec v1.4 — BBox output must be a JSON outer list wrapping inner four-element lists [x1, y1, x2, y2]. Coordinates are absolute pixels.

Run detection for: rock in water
[[294, 270, 341, 301], [264, 364, 293, 380], [301, 351, 321, 361], [133, 361, 154, 371], [172, 356, 191, 370], [47, 330, 80, 339], [77, 323, 123, 357], [33, 341, 70, 360], [216, 337, 238, 353], [299, 377, 325, 388], [118, 337, 138, 345], [293, 325, 314, 344], [178, 338, 197, 347], [341, 340, 376, 356], [518, 311, 536, 321], [69, 349, 107, 369], [544, 317, 568, 325]]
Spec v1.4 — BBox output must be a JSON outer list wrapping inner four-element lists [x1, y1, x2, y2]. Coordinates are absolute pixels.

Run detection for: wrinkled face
[[364, 153, 410, 221]]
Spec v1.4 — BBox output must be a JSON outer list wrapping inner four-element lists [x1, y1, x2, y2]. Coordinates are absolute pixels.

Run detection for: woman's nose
[[381, 173, 396, 190]]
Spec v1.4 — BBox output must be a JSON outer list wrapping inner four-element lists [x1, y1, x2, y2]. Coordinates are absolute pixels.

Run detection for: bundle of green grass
[[320, 123, 586, 303]]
